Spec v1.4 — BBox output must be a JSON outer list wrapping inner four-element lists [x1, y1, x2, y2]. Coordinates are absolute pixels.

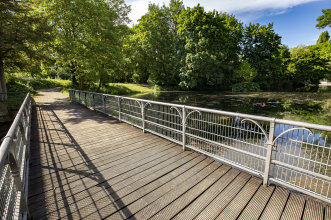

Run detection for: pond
[[130, 90, 331, 126]]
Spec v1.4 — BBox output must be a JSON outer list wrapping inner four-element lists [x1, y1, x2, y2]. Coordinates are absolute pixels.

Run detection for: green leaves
[[39, 0, 130, 89], [177, 5, 242, 90], [316, 9, 331, 29]]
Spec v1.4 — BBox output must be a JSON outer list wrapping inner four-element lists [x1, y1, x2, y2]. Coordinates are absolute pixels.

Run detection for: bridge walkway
[[28, 88, 330, 219]]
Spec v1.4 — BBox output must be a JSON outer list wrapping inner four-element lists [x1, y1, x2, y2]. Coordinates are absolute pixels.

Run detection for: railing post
[[117, 97, 121, 121], [92, 93, 95, 110], [142, 102, 145, 133], [182, 106, 186, 151], [85, 92, 87, 106], [263, 119, 275, 185], [102, 94, 106, 113]]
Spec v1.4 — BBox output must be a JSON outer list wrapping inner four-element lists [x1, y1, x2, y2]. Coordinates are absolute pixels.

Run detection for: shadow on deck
[[28, 90, 331, 220]]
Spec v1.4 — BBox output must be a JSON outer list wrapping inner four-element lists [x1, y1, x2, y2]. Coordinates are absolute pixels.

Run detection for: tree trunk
[[97, 76, 102, 92], [0, 58, 7, 101], [70, 61, 78, 86], [0, 58, 8, 122], [96, 64, 105, 92]]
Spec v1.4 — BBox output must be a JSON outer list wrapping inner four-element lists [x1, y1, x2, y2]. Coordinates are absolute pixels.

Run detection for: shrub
[[232, 82, 260, 93]]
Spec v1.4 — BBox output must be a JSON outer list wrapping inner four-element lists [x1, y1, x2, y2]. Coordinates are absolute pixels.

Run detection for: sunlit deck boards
[[28, 89, 330, 219]]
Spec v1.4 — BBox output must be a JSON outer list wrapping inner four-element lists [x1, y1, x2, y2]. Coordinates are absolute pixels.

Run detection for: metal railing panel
[[0, 92, 31, 219], [69, 89, 331, 203]]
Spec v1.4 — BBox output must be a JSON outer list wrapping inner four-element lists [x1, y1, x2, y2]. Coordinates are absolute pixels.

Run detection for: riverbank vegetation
[[1, 0, 330, 96]]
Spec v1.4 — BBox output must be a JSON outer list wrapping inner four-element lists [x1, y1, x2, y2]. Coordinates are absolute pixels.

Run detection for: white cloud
[[126, 0, 320, 24]]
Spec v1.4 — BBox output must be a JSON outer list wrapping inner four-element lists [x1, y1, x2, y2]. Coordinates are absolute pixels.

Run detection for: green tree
[[288, 46, 328, 91], [177, 5, 242, 89], [126, 0, 184, 87], [234, 60, 257, 82], [317, 31, 330, 44], [316, 9, 331, 29], [242, 23, 282, 90], [38, 0, 129, 90], [0, 0, 51, 97]]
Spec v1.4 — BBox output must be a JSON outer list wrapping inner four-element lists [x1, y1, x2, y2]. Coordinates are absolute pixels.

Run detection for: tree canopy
[[316, 9, 331, 29], [0, 0, 52, 95], [1, 1, 330, 94]]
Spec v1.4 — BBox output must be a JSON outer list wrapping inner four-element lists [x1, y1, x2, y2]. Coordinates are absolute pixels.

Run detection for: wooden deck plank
[[116, 161, 222, 220], [237, 183, 275, 219], [194, 172, 251, 220], [149, 165, 231, 220], [216, 177, 262, 220], [69, 156, 212, 219], [30, 139, 175, 188], [172, 168, 241, 220], [29, 142, 178, 212], [29, 135, 165, 186], [260, 187, 290, 220], [28, 89, 330, 220], [281, 193, 306, 220], [302, 199, 324, 220], [29, 135, 162, 181], [33, 150, 197, 218]]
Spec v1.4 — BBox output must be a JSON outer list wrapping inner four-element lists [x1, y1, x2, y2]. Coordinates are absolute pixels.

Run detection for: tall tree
[[316, 9, 331, 29], [288, 46, 328, 91], [242, 23, 282, 90], [177, 5, 242, 90], [38, 0, 130, 89], [0, 0, 51, 97], [127, 0, 184, 87]]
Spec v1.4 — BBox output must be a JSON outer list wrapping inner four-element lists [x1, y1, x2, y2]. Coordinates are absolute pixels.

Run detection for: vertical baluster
[[142, 102, 145, 133], [102, 95, 106, 113], [182, 106, 186, 151], [264, 119, 276, 185]]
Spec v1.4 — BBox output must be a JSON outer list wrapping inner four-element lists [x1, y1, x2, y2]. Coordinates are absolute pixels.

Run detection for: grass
[[6, 74, 71, 96], [6, 75, 160, 97], [98, 83, 159, 96]]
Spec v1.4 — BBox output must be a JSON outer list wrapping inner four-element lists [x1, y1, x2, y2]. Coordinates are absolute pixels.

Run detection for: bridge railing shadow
[[28, 102, 135, 219]]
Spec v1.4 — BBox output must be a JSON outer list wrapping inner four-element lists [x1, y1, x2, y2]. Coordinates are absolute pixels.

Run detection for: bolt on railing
[[69, 89, 331, 203]]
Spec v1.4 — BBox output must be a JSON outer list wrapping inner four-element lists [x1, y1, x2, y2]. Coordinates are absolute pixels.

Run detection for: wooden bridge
[[28, 89, 330, 219]]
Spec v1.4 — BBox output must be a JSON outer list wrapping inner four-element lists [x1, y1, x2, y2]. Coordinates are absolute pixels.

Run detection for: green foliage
[[288, 46, 328, 91], [6, 74, 71, 95], [0, 0, 52, 93], [234, 61, 257, 82], [177, 5, 242, 90], [1, 0, 329, 95], [242, 23, 283, 90], [232, 82, 260, 93], [37, 0, 130, 90], [125, 0, 184, 87], [317, 31, 330, 44], [316, 9, 331, 29]]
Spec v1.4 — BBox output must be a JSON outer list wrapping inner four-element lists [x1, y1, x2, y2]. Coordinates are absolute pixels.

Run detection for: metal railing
[[0, 92, 32, 219], [69, 89, 331, 203]]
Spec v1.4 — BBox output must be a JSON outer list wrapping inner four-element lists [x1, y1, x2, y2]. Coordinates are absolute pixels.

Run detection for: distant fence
[[0, 92, 31, 219], [69, 89, 331, 203]]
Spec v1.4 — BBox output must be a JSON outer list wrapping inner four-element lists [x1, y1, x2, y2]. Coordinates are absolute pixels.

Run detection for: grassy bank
[[6, 75, 72, 96], [6, 75, 160, 96]]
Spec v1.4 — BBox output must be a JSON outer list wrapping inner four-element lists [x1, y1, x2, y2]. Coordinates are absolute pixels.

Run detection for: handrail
[[0, 92, 31, 219], [69, 89, 331, 203]]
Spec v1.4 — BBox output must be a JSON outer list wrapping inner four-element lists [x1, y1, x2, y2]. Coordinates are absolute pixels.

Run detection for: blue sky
[[125, 0, 330, 48]]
